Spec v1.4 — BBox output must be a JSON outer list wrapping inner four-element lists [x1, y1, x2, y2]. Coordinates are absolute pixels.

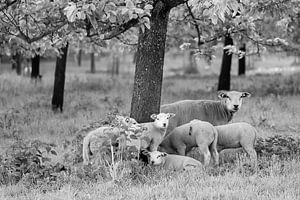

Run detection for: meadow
[[0, 52, 300, 200]]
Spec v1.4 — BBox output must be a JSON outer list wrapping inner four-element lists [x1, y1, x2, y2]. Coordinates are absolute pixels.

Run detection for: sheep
[[82, 115, 143, 165], [215, 122, 257, 165], [144, 150, 202, 171], [160, 90, 251, 135], [139, 113, 176, 152], [158, 119, 219, 166]]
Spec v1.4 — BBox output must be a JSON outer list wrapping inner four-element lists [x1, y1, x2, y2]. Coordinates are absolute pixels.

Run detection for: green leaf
[[126, 0, 135, 9], [144, 4, 153, 10]]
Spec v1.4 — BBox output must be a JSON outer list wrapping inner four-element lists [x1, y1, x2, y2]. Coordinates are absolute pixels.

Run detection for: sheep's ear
[[168, 113, 175, 119], [161, 152, 168, 157], [141, 150, 149, 155], [150, 114, 157, 120], [217, 91, 228, 99], [241, 92, 251, 98]]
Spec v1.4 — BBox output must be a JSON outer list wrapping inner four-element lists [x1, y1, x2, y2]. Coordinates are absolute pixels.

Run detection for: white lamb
[[144, 150, 202, 171]]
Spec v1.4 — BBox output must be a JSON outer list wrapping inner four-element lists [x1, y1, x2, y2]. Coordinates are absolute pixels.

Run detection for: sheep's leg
[[198, 145, 211, 166], [176, 145, 186, 156], [243, 146, 257, 167], [210, 147, 219, 166]]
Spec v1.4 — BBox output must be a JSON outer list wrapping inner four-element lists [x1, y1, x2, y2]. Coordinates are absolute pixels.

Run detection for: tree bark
[[238, 43, 246, 76], [218, 34, 233, 91], [130, 1, 170, 123], [90, 52, 95, 73], [52, 43, 68, 112], [12, 53, 22, 75], [31, 54, 40, 79]]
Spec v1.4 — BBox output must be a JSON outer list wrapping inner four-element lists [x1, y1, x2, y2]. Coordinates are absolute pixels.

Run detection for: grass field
[[0, 53, 300, 200]]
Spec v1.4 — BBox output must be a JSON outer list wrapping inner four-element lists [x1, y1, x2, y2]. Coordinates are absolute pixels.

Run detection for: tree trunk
[[130, 1, 170, 123], [112, 55, 120, 77], [12, 53, 22, 75], [238, 43, 246, 76], [31, 54, 40, 79], [52, 43, 68, 112], [185, 50, 198, 74], [90, 52, 95, 73], [77, 49, 82, 67], [218, 34, 233, 91]]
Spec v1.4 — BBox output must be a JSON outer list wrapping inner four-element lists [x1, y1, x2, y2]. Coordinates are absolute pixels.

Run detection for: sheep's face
[[150, 113, 175, 129], [115, 115, 143, 131], [145, 151, 167, 165], [218, 91, 251, 112]]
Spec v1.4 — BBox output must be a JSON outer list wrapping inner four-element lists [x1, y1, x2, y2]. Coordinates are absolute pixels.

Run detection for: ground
[[0, 52, 300, 199]]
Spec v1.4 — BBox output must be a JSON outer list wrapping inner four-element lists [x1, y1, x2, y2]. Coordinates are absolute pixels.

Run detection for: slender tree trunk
[[52, 43, 68, 112], [77, 49, 82, 67], [238, 43, 246, 76], [90, 52, 95, 73], [185, 50, 198, 74], [12, 53, 22, 75], [218, 34, 233, 91], [31, 54, 40, 79], [130, 1, 170, 123], [112, 55, 120, 77]]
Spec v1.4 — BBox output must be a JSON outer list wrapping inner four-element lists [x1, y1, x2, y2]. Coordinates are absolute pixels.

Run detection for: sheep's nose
[[233, 105, 239, 109], [151, 161, 154, 164], [163, 123, 166, 127]]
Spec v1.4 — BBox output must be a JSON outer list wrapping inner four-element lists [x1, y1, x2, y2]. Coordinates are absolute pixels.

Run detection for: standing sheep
[[160, 91, 251, 135], [82, 115, 143, 165], [216, 122, 257, 165], [139, 113, 175, 152], [159, 119, 219, 166]]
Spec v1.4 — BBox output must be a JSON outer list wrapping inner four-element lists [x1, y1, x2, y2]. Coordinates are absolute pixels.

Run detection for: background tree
[[51, 43, 68, 112]]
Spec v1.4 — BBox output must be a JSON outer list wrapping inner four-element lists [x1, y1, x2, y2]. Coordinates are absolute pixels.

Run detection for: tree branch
[[165, 0, 187, 9], [0, 0, 19, 12], [185, 1, 203, 47], [28, 22, 67, 43], [90, 18, 140, 40]]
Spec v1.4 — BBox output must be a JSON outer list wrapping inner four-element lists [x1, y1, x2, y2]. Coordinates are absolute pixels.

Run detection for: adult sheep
[[216, 122, 257, 165], [158, 119, 219, 166], [160, 90, 251, 135]]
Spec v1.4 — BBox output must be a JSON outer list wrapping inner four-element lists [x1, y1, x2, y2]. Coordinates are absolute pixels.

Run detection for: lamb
[[216, 122, 257, 165], [82, 115, 143, 165], [160, 90, 251, 135], [139, 113, 175, 151], [158, 119, 219, 166], [144, 150, 202, 171]]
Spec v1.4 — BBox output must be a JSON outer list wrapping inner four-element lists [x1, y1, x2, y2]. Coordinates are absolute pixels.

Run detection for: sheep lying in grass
[[82, 115, 143, 165], [216, 122, 257, 165], [144, 150, 202, 171], [159, 119, 219, 166], [160, 91, 251, 135]]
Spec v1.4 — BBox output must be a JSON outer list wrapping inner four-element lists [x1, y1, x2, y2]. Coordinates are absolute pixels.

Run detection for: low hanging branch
[[185, 1, 203, 47]]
